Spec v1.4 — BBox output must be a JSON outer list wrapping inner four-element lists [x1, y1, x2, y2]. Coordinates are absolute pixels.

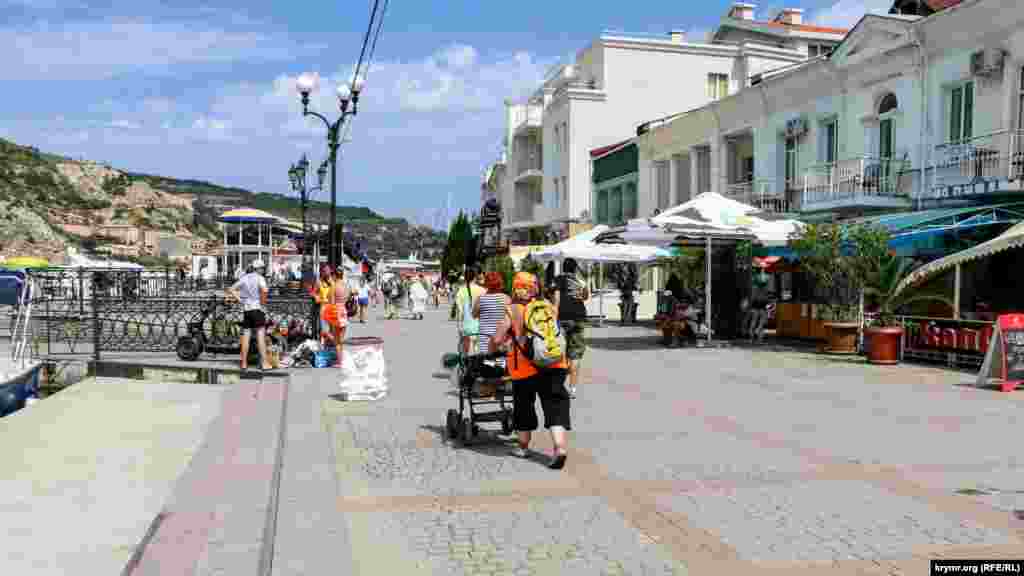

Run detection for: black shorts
[[512, 368, 571, 432], [242, 309, 267, 331]]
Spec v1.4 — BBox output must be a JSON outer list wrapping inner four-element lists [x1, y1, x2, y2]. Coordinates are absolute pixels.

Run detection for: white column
[[667, 155, 677, 209], [690, 149, 701, 196], [709, 134, 723, 194]]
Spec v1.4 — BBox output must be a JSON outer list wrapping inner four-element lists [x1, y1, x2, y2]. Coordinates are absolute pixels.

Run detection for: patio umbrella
[[532, 225, 672, 263], [597, 192, 805, 342]]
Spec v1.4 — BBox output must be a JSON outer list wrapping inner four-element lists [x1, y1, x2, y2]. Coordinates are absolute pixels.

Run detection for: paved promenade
[[6, 305, 1024, 575]]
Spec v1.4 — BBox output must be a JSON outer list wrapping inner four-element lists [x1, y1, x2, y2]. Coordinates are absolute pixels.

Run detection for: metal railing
[[928, 129, 1024, 198], [895, 315, 994, 370], [722, 179, 791, 213], [802, 156, 912, 208], [19, 268, 318, 360]]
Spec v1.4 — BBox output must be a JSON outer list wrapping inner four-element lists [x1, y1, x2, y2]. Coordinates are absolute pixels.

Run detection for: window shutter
[[951, 86, 963, 143], [963, 82, 974, 140]]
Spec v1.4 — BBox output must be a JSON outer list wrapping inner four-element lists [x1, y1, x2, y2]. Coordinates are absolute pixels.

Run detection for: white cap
[[251, 259, 266, 269]]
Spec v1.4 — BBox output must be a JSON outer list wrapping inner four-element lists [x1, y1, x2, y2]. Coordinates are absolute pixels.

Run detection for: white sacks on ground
[[338, 337, 388, 401]]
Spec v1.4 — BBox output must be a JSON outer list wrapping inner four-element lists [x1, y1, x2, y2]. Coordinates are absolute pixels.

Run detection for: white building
[[485, 3, 847, 244], [638, 0, 1024, 223]]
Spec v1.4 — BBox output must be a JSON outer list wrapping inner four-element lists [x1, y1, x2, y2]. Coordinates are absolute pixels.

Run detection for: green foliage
[[441, 211, 472, 279], [659, 248, 705, 292], [102, 174, 131, 196], [788, 223, 859, 322], [863, 252, 953, 327]]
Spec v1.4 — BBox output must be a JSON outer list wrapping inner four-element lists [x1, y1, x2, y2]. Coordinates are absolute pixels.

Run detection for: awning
[[218, 208, 281, 223], [895, 221, 1024, 296]]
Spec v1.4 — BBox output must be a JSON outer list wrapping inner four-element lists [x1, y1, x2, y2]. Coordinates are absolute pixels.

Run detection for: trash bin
[[338, 336, 388, 401]]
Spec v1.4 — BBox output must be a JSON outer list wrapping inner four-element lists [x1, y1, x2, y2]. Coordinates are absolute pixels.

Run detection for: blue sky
[[1, 0, 890, 229]]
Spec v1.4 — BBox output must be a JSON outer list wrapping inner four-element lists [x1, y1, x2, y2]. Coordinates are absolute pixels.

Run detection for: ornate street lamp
[[295, 71, 365, 269]]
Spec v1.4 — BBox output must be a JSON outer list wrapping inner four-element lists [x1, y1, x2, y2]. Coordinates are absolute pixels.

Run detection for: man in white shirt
[[226, 260, 271, 370]]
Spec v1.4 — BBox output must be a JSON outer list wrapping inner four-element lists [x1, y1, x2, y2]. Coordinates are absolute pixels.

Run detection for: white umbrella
[[533, 225, 672, 263], [597, 192, 805, 342]]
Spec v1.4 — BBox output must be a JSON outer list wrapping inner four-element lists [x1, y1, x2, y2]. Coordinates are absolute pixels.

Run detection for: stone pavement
[[9, 303, 1024, 575], [307, 308, 1024, 575]]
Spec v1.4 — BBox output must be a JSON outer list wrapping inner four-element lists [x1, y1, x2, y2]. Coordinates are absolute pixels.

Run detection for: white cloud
[[811, 0, 893, 28], [0, 19, 324, 81], [106, 119, 141, 130], [191, 116, 232, 142]]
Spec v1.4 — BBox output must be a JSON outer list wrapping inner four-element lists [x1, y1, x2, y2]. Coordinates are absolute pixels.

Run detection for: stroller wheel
[[462, 418, 475, 444], [445, 409, 459, 440], [501, 412, 513, 436]]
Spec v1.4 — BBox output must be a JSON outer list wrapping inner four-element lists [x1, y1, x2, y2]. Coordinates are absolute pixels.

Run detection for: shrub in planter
[[861, 252, 953, 365]]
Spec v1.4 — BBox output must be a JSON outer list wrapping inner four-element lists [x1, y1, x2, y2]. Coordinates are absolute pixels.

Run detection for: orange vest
[[505, 303, 566, 380]]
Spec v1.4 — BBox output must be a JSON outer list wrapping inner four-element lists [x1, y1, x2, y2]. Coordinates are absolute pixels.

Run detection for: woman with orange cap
[[490, 271, 571, 470]]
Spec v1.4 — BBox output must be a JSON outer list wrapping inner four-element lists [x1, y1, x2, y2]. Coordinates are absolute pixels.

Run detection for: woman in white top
[[357, 280, 370, 323]]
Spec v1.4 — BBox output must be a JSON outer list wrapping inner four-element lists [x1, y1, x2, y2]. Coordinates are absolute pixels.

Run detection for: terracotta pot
[[865, 326, 903, 365], [823, 322, 859, 355]]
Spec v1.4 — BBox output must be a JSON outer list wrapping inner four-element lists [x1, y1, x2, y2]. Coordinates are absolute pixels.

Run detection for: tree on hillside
[[442, 211, 472, 280]]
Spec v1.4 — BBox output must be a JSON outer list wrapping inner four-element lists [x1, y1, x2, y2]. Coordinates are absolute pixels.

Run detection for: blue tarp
[[0, 271, 26, 306]]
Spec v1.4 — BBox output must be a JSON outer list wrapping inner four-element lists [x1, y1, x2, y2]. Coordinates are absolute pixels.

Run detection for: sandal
[[548, 453, 567, 470]]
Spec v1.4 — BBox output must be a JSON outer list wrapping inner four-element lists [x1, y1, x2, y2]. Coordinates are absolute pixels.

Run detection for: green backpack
[[520, 299, 564, 368]]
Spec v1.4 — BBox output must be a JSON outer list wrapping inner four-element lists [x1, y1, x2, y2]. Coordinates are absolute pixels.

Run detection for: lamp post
[[288, 155, 328, 263], [295, 72, 364, 269]]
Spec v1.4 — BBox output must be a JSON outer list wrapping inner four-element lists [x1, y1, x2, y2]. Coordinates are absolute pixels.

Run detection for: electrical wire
[[340, 0, 389, 144], [349, 0, 380, 91]]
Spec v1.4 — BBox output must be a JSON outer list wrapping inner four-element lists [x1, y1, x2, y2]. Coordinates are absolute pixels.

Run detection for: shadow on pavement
[[585, 336, 663, 351], [418, 424, 551, 464]]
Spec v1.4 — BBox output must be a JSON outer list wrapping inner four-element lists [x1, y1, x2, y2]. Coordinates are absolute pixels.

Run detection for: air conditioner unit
[[971, 48, 1005, 78], [784, 117, 808, 138]]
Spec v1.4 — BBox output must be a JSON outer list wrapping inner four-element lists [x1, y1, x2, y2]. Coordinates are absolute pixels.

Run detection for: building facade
[[637, 0, 1024, 225], [486, 2, 847, 243]]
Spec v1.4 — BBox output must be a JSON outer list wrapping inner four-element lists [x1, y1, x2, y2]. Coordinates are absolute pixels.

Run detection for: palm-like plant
[[863, 253, 953, 327]]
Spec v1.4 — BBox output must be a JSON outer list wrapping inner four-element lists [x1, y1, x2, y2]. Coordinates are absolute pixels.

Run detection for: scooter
[[176, 297, 279, 362]]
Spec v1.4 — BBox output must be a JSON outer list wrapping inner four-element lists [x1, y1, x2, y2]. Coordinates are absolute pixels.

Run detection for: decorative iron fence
[[802, 156, 913, 208], [22, 268, 316, 360]]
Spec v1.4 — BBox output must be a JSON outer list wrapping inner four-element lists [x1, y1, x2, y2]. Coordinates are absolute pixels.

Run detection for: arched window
[[878, 93, 899, 115]]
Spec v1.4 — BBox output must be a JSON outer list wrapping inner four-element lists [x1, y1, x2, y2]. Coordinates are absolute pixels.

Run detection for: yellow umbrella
[[0, 256, 50, 269]]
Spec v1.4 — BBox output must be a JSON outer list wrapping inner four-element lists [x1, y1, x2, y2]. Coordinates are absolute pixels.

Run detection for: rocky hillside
[[0, 137, 445, 263]]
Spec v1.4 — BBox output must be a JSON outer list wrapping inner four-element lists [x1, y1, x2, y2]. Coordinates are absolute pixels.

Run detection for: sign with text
[[977, 314, 1024, 392]]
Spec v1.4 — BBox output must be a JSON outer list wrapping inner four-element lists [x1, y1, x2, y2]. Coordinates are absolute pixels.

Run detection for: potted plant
[[788, 223, 861, 354], [859, 251, 954, 365]]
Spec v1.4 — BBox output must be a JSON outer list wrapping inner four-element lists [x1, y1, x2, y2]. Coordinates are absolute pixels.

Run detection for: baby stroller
[[442, 349, 513, 445]]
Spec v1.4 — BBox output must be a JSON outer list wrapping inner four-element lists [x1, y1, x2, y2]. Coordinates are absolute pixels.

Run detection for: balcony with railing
[[512, 104, 543, 136], [802, 156, 913, 213], [927, 129, 1024, 202], [514, 143, 543, 183], [722, 179, 792, 213]]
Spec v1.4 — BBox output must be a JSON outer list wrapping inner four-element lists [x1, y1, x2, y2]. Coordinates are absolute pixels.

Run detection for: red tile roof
[[590, 138, 633, 158], [762, 20, 849, 35], [925, 0, 964, 10]]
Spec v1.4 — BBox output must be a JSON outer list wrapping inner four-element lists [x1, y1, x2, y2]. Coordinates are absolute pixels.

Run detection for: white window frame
[[784, 136, 799, 188], [553, 177, 560, 209], [948, 80, 974, 144], [807, 43, 832, 58], [821, 117, 839, 164], [707, 73, 729, 100], [654, 160, 671, 210]]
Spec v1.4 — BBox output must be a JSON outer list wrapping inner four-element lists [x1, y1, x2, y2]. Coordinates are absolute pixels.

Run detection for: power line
[[350, 0, 380, 91]]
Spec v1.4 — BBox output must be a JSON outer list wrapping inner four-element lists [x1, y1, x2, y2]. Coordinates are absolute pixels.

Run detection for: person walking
[[226, 259, 272, 371], [409, 274, 429, 320], [553, 258, 589, 398], [357, 279, 370, 323], [456, 267, 485, 354], [473, 271, 510, 360], [490, 272, 571, 470]]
